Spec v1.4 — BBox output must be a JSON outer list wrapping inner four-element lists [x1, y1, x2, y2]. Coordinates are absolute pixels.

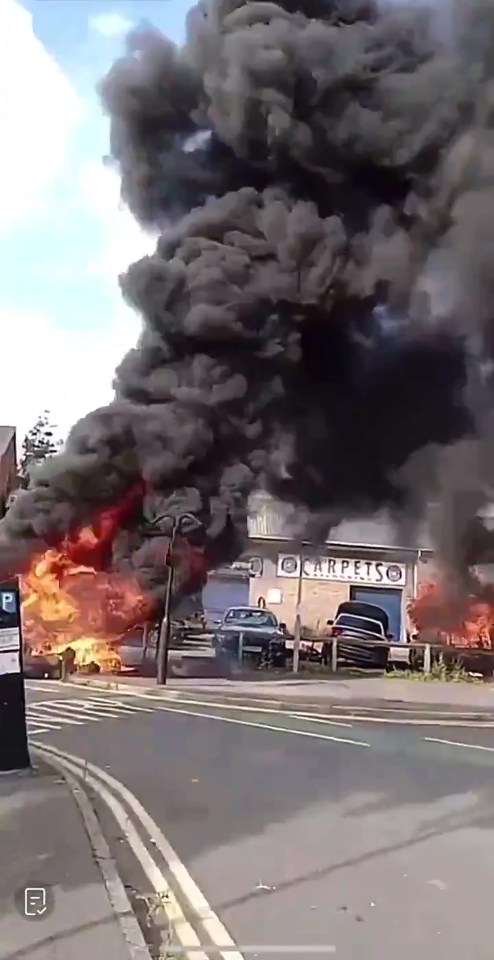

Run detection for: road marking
[[27, 721, 60, 733], [34, 742, 245, 960], [288, 713, 353, 727], [25, 679, 60, 690], [32, 698, 134, 719], [155, 699, 494, 728], [62, 685, 494, 727], [80, 696, 154, 713], [34, 745, 209, 960], [424, 737, 494, 753], [27, 706, 85, 725], [31, 747, 153, 960], [54, 699, 124, 719], [152, 704, 371, 746], [26, 696, 162, 734], [28, 703, 104, 722], [26, 681, 494, 729]]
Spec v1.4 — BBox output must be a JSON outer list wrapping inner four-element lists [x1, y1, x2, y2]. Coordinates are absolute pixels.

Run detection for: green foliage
[[386, 655, 481, 683], [19, 410, 62, 479]]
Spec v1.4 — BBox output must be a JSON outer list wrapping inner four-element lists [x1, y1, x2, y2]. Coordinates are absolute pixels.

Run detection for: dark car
[[213, 606, 287, 668], [23, 651, 61, 680], [327, 600, 392, 669]]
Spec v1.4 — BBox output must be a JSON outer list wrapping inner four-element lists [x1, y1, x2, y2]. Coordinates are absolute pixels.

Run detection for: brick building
[[203, 493, 435, 641], [0, 427, 17, 518]]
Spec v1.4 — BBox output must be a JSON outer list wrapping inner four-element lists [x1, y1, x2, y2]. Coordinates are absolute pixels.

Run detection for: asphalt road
[[25, 681, 494, 959]]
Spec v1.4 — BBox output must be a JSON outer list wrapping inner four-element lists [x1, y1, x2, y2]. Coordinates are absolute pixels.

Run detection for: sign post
[[292, 560, 303, 674], [0, 579, 30, 773]]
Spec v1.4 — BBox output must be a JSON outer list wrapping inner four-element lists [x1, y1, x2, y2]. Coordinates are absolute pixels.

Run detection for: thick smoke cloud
[[4, 0, 494, 592]]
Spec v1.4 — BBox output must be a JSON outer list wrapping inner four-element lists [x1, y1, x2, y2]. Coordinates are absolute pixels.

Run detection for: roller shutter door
[[202, 575, 250, 625]]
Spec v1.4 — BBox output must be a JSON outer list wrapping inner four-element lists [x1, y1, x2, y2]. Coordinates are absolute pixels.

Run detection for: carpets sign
[[277, 554, 406, 587]]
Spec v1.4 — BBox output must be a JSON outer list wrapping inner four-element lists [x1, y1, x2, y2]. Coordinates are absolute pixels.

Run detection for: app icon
[[24, 887, 48, 917]]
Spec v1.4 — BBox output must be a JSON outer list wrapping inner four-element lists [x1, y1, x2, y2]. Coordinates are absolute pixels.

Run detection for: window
[[224, 609, 277, 628], [334, 614, 384, 636]]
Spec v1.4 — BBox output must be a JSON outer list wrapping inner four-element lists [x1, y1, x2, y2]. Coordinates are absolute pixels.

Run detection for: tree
[[19, 411, 62, 480]]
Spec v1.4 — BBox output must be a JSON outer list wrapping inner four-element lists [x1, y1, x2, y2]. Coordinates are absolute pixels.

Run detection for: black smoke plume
[[4, 0, 494, 593]]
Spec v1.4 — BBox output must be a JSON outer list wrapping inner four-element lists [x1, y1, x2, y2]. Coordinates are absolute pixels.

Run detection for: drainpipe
[[413, 549, 422, 598], [292, 556, 304, 674]]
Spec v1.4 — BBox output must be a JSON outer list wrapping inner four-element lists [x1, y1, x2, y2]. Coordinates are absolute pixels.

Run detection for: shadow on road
[[49, 708, 494, 870], [214, 800, 494, 913]]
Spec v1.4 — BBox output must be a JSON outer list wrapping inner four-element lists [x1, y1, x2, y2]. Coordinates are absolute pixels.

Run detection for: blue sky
[[1, 0, 192, 442]]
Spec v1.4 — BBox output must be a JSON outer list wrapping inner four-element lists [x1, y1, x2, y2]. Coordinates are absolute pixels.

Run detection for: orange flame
[[408, 580, 494, 649], [21, 543, 153, 671], [19, 485, 211, 671], [20, 486, 152, 672]]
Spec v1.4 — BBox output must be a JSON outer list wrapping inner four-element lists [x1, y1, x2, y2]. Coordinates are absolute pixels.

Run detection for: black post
[[156, 522, 177, 686], [0, 579, 30, 772], [147, 512, 203, 687]]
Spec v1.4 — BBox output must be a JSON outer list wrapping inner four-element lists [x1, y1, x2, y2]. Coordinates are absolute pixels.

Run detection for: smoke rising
[[4, 0, 494, 592]]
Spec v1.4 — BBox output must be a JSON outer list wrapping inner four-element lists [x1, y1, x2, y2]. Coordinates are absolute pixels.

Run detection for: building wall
[[0, 433, 16, 517], [244, 539, 418, 637], [249, 552, 348, 631], [416, 553, 439, 588]]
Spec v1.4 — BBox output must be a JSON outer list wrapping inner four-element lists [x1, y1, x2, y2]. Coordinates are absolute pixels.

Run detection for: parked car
[[327, 600, 392, 669], [213, 606, 287, 668], [23, 650, 61, 679]]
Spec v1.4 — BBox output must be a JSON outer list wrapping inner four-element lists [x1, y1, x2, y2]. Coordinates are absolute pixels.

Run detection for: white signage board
[[0, 627, 20, 652], [267, 588, 283, 605], [277, 554, 406, 587], [0, 650, 20, 675], [231, 558, 263, 577]]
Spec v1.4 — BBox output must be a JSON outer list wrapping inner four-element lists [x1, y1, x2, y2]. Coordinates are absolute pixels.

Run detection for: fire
[[20, 485, 153, 672], [19, 483, 211, 672], [21, 544, 153, 671], [408, 580, 494, 649]]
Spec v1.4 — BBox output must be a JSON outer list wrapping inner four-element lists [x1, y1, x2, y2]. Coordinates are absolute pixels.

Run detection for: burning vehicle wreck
[[19, 491, 209, 677], [3, 0, 494, 656]]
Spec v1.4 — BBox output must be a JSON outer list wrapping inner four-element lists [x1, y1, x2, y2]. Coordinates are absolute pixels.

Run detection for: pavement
[[21, 679, 494, 959], [0, 756, 149, 960]]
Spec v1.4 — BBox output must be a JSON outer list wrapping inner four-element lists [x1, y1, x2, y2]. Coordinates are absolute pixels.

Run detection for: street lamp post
[[140, 513, 203, 687], [156, 521, 178, 686]]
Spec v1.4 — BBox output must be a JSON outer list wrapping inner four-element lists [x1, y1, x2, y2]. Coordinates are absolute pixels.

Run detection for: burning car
[[18, 490, 210, 678], [23, 649, 61, 680]]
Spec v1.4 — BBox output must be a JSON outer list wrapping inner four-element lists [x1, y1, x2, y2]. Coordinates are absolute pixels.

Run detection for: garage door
[[202, 575, 250, 625], [350, 586, 403, 642]]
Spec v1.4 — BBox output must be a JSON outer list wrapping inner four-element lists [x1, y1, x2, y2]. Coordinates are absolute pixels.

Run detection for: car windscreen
[[335, 614, 383, 635], [224, 610, 277, 628]]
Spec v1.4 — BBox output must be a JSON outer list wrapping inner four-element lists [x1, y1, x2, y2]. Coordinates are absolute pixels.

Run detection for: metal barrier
[[234, 632, 494, 674], [327, 638, 494, 674]]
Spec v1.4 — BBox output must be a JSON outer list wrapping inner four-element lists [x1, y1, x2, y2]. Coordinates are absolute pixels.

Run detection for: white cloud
[[0, 154, 153, 441], [17, 160, 154, 444], [0, 0, 81, 230], [76, 160, 156, 280], [0, 305, 138, 442], [89, 11, 134, 38], [0, 3, 151, 444]]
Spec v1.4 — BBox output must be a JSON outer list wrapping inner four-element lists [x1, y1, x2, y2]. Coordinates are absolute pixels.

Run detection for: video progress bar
[[165, 948, 336, 955]]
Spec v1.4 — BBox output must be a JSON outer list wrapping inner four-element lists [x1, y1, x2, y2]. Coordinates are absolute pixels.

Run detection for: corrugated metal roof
[[0, 426, 15, 458], [247, 492, 434, 551]]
